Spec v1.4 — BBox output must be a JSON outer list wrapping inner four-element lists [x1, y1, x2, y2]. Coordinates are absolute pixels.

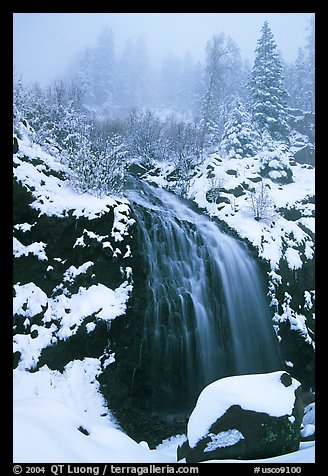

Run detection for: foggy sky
[[13, 12, 314, 86]]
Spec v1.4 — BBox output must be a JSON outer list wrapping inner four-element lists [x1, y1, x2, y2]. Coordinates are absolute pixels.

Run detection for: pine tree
[[284, 17, 314, 113], [92, 26, 116, 108], [72, 48, 96, 106], [220, 99, 259, 160], [251, 21, 290, 142]]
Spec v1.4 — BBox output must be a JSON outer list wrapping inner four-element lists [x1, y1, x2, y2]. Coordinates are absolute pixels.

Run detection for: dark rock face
[[13, 136, 19, 154], [289, 110, 315, 145], [13, 155, 134, 374], [273, 256, 315, 391], [293, 146, 315, 166], [178, 373, 303, 463]]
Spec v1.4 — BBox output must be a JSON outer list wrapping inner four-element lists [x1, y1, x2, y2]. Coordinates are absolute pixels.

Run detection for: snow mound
[[187, 371, 301, 449], [14, 398, 166, 463]]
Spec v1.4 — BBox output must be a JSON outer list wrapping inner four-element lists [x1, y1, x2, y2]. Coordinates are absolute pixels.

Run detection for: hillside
[[13, 114, 315, 463]]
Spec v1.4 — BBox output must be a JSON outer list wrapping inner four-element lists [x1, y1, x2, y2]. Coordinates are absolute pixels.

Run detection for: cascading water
[[126, 178, 282, 413]]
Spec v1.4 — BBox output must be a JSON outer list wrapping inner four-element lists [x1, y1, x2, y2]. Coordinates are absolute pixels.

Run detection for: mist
[[13, 12, 314, 87]]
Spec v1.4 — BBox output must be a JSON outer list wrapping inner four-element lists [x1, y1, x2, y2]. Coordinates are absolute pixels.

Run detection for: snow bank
[[13, 129, 135, 368], [14, 398, 168, 463], [13, 364, 314, 463], [187, 371, 301, 449], [13, 361, 166, 463], [13, 283, 48, 317]]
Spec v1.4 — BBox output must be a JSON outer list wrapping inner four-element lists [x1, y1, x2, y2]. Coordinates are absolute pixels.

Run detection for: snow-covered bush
[[165, 119, 204, 196], [249, 179, 273, 220], [258, 139, 294, 184], [125, 110, 165, 167], [14, 80, 129, 197], [66, 135, 128, 197]]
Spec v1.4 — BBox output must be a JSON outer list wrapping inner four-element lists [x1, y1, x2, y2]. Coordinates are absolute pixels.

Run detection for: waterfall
[[126, 179, 282, 413]]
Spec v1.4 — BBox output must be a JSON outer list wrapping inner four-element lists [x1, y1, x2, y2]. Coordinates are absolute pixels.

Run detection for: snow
[[111, 203, 136, 242], [299, 217, 315, 233], [13, 129, 135, 367], [303, 403, 315, 426], [204, 429, 244, 452], [185, 153, 314, 273], [13, 360, 167, 463], [14, 222, 35, 232], [46, 281, 133, 340], [187, 371, 301, 449], [206, 442, 314, 464], [277, 295, 314, 347], [13, 364, 314, 463], [301, 425, 315, 439], [13, 282, 48, 317], [13, 279, 132, 370], [13, 237, 48, 261], [63, 261, 94, 283], [285, 247, 303, 270]]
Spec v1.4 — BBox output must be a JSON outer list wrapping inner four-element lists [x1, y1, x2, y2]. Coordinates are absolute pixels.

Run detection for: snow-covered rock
[[13, 129, 134, 373], [178, 371, 303, 462]]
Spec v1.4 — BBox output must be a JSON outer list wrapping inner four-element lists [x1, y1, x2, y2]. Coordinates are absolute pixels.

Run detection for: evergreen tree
[[220, 99, 259, 159], [159, 51, 182, 107], [92, 26, 116, 108], [72, 48, 96, 105], [251, 21, 290, 142], [284, 17, 314, 112]]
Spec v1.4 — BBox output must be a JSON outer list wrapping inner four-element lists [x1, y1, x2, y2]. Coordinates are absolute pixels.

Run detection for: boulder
[[177, 371, 303, 462], [293, 145, 315, 166]]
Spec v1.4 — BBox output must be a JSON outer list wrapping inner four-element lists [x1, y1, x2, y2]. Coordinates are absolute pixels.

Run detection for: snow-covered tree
[[159, 51, 183, 108], [249, 179, 273, 221], [165, 118, 204, 196], [284, 18, 314, 113], [220, 99, 259, 159], [117, 36, 151, 111], [257, 137, 293, 184], [304, 16, 315, 113], [92, 26, 116, 109], [71, 48, 96, 105], [125, 110, 164, 167], [201, 33, 242, 146], [251, 21, 290, 142]]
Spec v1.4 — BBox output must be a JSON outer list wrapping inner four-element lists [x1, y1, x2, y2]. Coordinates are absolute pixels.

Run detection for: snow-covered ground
[[146, 151, 314, 273], [13, 363, 315, 463]]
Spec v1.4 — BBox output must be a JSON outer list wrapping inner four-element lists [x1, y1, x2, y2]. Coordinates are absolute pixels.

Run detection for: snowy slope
[[185, 153, 314, 271]]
